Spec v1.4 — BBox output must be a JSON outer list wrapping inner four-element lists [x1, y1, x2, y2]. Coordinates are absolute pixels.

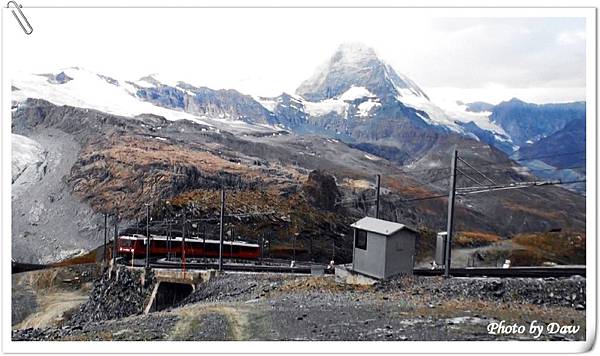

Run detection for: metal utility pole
[[167, 219, 172, 260], [444, 150, 458, 278], [182, 208, 187, 272], [112, 215, 118, 268], [292, 232, 296, 262], [332, 239, 335, 261], [230, 226, 234, 257], [375, 174, 381, 219], [203, 225, 206, 261], [145, 204, 150, 269], [260, 235, 264, 264], [103, 213, 108, 264], [219, 189, 225, 271]]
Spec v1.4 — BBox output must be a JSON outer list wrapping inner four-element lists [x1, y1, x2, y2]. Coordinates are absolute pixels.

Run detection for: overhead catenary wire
[[400, 150, 585, 176], [456, 168, 485, 187], [457, 156, 496, 185], [453, 165, 586, 178], [397, 179, 585, 204], [331, 150, 586, 210], [456, 179, 586, 195], [397, 194, 449, 203]]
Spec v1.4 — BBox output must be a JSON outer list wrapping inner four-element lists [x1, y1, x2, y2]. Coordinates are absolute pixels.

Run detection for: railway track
[[133, 259, 335, 274], [132, 259, 585, 278], [413, 266, 586, 278], [13, 258, 585, 278]]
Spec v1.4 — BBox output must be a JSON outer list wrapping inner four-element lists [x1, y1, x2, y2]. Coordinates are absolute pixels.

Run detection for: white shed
[[350, 217, 417, 280]]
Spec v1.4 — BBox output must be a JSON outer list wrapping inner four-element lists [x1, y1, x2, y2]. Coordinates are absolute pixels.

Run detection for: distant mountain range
[[12, 42, 585, 190]]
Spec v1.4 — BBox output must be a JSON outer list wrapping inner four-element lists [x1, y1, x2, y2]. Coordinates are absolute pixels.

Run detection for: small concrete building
[[350, 217, 418, 280]]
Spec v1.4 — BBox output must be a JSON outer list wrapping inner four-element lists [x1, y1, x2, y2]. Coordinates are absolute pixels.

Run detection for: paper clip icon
[[7, 1, 33, 35]]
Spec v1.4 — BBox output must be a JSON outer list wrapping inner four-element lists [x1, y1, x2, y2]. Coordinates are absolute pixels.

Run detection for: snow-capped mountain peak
[[292, 43, 516, 145], [11, 68, 286, 134], [331, 42, 379, 65]]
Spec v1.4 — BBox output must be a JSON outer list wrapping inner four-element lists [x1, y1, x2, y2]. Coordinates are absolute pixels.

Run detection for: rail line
[[413, 266, 586, 278], [134, 259, 585, 278], [131, 258, 335, 274], [13, 259, 585, 278]]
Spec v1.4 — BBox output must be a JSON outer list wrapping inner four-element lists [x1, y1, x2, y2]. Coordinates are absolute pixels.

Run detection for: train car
[[117, 234, 261, 260]]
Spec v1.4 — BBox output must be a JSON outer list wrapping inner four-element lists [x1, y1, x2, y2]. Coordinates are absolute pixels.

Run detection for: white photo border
[[1, 0, 596, 354]]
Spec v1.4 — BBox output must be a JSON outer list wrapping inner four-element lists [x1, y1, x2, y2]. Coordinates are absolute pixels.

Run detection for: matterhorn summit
[[296, 42, 429, 103]]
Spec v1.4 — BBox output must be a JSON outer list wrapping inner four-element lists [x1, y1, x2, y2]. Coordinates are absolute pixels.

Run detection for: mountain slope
[[490, 98, 585, 147], [514, 118, 586, 169], [11, 99, 586, 263], [511, 118, 586, 193]]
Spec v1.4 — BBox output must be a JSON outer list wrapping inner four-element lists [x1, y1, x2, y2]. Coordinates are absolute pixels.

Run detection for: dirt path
[[14, 290, 89, 329], [169, 303, 251, 341]]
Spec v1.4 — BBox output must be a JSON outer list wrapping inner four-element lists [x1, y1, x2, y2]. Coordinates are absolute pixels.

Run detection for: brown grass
[[383, 176, 440, 198], [277, 276, 371, 294], [510, 231, 586, 266], [454, 231, 502, 248], [51, 251, 98, 267], [70, 135, 271, 218], [501, 201, 562, 220]]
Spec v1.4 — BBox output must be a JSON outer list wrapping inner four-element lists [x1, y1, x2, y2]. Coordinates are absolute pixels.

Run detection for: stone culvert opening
[[148, 282, 195, 312]]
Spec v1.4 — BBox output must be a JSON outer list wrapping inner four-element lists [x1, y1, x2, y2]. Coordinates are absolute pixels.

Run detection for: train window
[[355, 229, 367, 250]]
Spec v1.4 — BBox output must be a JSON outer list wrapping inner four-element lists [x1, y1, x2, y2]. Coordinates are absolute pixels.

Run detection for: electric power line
[[457, 156, 496, 185], [456, 168, 485, 187], [456, 179, 586, 195], [403, 150, 585, 175]]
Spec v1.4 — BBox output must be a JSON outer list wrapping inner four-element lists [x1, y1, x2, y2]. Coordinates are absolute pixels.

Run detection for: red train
[[117, 234, 261, 260]]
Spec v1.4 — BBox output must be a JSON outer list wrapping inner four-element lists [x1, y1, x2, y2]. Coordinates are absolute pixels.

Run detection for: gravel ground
[[178, 273, 288, 306], [12, 271, 586, 341], [13, 313, 179, 341], [379, 275, 587, 308], [11, 285, 38, 327], [66, 266, 154, 327]]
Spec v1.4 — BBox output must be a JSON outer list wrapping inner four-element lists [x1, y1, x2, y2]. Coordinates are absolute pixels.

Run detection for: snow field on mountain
[[12, 68, 213, 126]]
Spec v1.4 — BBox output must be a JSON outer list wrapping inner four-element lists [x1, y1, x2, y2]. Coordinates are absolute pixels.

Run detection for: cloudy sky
[[4, 8, 587, 104]]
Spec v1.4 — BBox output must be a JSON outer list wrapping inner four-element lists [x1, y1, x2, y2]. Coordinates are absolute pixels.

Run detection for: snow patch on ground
[[12, 134, 46, 183], [303, 98, 348, 117], [339, 86, 374, 101], [364, 153, 380, 161], [357, 100, 381, 117], [396, 89, 460, 132]]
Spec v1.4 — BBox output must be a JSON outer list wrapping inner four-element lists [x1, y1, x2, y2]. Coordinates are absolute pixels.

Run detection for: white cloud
[[3, 9, 586, 104], [557, 31, 586, 45]]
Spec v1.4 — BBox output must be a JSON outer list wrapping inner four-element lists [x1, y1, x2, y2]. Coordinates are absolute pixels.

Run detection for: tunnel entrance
[[150, 282, 194, 312]]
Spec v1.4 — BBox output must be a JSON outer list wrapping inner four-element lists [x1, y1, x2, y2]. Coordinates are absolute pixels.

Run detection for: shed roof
[[350, 217, 417, 236]]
